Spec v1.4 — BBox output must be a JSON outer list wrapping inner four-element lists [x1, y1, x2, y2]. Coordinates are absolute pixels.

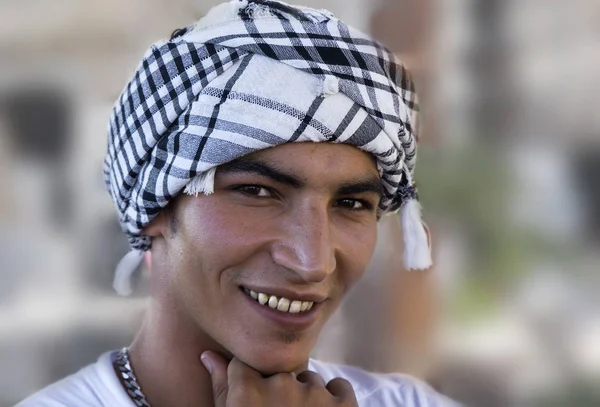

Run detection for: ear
[[142, 211, 169, 238]]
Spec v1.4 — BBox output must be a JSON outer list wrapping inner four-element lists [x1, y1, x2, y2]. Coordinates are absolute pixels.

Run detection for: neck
[[126, 297, 223, 407]]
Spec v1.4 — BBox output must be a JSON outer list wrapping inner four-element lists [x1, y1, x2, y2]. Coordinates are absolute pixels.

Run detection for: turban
[[104, 0, 431, 295]]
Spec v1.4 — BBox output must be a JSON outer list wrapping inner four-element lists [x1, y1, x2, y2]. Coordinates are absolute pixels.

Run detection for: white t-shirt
[[16, 351, 459, 407]]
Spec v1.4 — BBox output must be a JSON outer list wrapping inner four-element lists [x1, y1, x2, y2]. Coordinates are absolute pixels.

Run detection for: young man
[[18, 1, 457, 405]]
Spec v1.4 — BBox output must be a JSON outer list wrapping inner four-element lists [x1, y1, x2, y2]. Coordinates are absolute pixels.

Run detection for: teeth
[[268, 295, 279, 309], [289, 301, 302, 313], [244, 288, 315, 314], [277, 297, 290, 312]]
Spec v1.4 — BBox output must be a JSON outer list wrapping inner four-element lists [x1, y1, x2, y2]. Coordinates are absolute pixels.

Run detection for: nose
[[271, 202, 336, 283]]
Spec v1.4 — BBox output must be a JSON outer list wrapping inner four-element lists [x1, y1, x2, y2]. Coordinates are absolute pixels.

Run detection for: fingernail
[[200, 354, 212, 374]]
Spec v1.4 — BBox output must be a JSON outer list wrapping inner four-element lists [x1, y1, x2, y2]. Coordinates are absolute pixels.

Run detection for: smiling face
[[146, 142, 381, 375]]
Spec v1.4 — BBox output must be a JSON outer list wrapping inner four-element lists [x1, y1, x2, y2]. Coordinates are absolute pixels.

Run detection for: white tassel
[[113, 249, 144, 296], [401, 198, 432, 270], [184, 167, 217, 196]]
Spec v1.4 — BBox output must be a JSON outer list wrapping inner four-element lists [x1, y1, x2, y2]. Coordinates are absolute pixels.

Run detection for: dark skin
[[129, 142, 382, 406]]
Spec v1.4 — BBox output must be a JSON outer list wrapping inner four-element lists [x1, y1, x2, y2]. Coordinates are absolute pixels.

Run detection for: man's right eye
[[234, 185, 273, 198]]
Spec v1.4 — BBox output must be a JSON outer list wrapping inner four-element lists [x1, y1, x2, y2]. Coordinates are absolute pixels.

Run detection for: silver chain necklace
[[114, 347, 153, 407]]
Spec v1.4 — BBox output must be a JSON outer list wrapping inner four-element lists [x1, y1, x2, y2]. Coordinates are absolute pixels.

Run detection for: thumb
[[201, 350, 229, 407]]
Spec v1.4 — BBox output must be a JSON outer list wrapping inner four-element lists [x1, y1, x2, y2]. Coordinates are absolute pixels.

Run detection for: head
[[144, 142, 380, 373], [105, 0, 430, 375]]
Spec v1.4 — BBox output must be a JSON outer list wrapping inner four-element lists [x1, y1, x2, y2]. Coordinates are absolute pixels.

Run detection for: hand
[[201, 351, 358, 407]]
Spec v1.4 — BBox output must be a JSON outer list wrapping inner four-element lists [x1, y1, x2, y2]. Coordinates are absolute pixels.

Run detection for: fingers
[[201, 353, 357, 406], [326, 377, 356, 399], [298, 371, 357, 405], [201, 351, 230, 407], [296, 371, 326, 387], [227, 356, 263, 383], [219, 355, 265, 404]]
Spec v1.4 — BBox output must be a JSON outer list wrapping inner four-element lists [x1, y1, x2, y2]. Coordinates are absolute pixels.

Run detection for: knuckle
[[330, 377, 351, 387], [297, 371, 320, 379], [326, 377, 356, 398], [268, 372, 296, 390], [297, 371, 326, 387]]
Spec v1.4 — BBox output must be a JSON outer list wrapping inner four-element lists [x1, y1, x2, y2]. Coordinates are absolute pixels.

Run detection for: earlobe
[[142, 212, 168, 238]]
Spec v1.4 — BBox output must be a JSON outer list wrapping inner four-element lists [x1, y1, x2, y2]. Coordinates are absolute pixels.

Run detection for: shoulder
[[15, 351, 130, 407], [309, 359, 461, 407]]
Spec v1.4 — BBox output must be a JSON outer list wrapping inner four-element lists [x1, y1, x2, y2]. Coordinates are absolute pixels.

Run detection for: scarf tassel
[[184, 167, 217, 196], [113, 249, 144, 296], [400, 198, 433, 270]]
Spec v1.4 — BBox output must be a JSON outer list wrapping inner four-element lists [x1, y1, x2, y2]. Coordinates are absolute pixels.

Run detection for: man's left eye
[[335, 198, 372, 211], [236, 185, 272, 197]]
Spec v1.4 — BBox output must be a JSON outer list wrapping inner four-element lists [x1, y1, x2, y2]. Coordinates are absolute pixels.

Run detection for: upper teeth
[[245, 288, 314, 313]]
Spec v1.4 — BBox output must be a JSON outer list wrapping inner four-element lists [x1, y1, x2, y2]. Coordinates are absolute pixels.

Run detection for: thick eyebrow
[[337, 177, 383, 198], [219, 157, 383, 197], [218, 158, 304, 188]]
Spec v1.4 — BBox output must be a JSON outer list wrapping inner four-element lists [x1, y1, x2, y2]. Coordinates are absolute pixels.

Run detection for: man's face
[[151, 142, 381, 374]]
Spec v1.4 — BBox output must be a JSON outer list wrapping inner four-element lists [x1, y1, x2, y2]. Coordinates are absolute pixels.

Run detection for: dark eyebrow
[[219, 157, 383, 197], [337, 177, 383, 198], [218, 158, 304, 188]]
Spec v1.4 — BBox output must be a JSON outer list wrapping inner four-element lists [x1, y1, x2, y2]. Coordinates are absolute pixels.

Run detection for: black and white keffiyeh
[[105, 0, 431, 295]]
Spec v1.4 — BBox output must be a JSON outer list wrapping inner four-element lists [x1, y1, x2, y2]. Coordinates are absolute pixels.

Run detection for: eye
[[235, 185, 273, 198], [334, 198, 373, 211]]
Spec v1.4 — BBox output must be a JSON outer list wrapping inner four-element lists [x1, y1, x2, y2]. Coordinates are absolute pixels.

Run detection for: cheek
[[174, 199, 272, 273], [337, 223, 378, 290], [165, 201, 262, 321]]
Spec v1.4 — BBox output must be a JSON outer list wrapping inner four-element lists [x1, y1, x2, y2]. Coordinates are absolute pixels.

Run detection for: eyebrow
[[337, 178, 383, 198], [219, 157, 383, 197], [218, 158, 304, 188]]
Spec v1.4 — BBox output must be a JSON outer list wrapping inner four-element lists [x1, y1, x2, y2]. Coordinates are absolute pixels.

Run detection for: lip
[[240, 288, 324, 330], [241, 286, 327, 303]]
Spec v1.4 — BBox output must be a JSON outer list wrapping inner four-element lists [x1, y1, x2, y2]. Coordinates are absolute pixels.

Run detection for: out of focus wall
[[1, 1, 599, 406]]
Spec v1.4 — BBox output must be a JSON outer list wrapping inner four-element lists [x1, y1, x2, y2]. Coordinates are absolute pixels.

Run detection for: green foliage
[[415, 141, 567, 320]]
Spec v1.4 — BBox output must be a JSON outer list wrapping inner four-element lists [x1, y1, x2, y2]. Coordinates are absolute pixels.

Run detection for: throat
[[122, 316, 219, 407]]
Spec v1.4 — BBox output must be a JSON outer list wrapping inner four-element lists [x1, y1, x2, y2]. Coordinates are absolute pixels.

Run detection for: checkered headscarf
[[105, 0, 431, 294]]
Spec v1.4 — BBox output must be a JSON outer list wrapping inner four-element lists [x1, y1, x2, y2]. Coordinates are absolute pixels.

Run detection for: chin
[[235, 344, 310, 375]]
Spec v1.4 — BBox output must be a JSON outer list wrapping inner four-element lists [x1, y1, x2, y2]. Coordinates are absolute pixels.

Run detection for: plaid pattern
[[105, 0, 420, 250]]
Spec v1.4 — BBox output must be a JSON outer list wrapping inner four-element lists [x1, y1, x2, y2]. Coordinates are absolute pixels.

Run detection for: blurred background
[[0, 0, 599, 406]]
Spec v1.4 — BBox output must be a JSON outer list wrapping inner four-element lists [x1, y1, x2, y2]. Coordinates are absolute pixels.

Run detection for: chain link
[[114, 348, 152, 407]]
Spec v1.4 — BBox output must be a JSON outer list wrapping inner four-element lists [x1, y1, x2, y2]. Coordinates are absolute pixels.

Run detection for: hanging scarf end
[[113, 249, 145, 296], [400, 198, 433, 270]]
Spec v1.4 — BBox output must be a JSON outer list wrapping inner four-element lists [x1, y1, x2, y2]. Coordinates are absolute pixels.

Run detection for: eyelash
[[233, 185, 374, 212]]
